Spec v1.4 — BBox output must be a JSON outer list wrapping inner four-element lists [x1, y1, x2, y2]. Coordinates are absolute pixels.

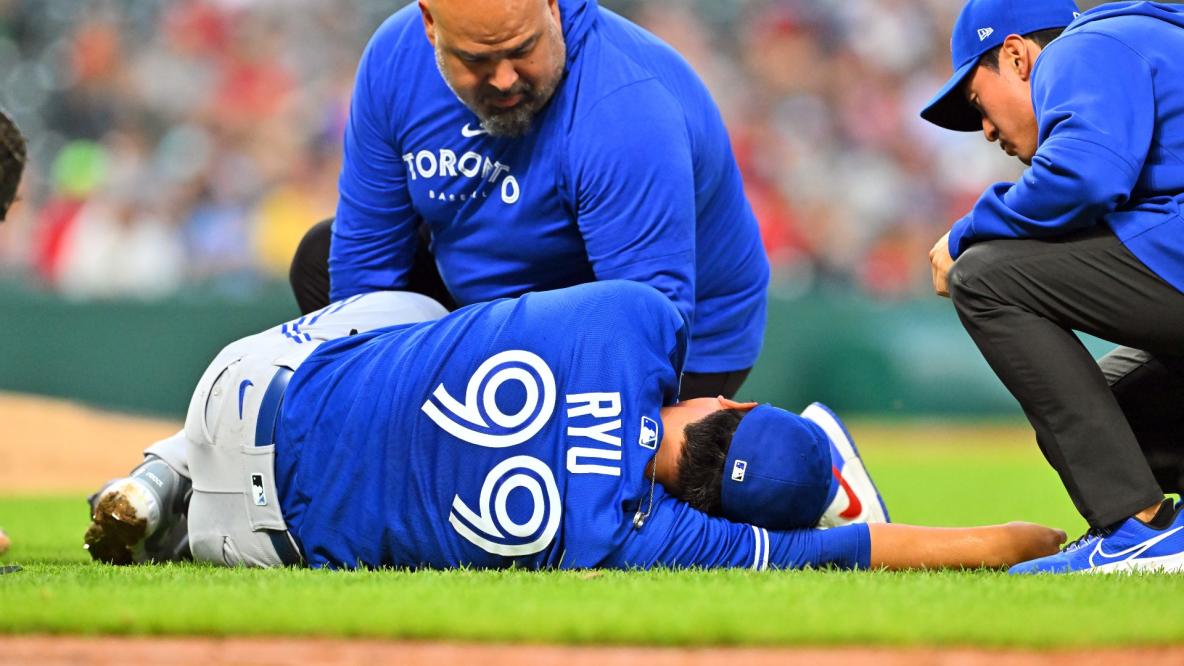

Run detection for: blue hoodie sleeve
[[600, 491, 870, 570], [948, 32, 1155, 258], [330, 31, 421, 301], [565, 81, 697, 330]]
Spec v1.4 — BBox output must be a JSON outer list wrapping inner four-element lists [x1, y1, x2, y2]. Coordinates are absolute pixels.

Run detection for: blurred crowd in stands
[[0, 0, 1077, 301]]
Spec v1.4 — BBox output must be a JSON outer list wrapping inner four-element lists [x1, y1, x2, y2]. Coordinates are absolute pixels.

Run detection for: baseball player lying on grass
[[84, 281, 1065, 571]]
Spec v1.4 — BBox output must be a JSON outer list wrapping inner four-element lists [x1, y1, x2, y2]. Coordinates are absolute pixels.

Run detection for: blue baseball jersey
[[331, 0, 770, 374], [949, 2, 1184, 294], [274, 282, 868, 571]]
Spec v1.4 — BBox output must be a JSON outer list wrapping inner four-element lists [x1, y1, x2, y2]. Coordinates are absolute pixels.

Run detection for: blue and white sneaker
[[801, 402, 890, 527], [1009, 500, 1184, 574]]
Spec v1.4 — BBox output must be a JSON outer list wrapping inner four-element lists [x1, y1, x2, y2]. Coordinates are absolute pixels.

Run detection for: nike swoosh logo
[[461, 123, 488, 138], [1089, 526, 1183, 567], [238, 380, 254, 420], [833, 466, 863, 520]]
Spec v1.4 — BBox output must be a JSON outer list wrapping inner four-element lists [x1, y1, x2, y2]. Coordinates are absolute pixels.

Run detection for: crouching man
[[86, 281, 1064, 571]]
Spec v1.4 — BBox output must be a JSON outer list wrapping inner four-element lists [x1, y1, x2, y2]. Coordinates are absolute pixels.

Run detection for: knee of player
[[946, 245, 992, 305]]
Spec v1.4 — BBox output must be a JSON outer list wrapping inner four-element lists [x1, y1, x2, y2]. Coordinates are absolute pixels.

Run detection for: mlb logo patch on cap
[[731, 460, 748, 482]]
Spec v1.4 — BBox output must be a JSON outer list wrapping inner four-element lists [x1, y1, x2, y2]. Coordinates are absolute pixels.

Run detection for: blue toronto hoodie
[[949, 1, 1184, 295], [331, 0, 769, 374]]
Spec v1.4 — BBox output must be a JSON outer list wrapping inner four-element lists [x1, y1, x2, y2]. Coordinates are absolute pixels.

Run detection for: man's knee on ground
[[289, 219, 333, 314], [290, 219, 332, 280]]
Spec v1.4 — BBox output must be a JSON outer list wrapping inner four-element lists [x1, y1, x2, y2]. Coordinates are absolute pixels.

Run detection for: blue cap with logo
[[920, 0, 1079, 131], [720, 404, 837, 530]]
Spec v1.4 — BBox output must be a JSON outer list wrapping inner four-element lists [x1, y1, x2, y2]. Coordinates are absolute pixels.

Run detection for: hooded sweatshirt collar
[[559, 0, 597, 65]]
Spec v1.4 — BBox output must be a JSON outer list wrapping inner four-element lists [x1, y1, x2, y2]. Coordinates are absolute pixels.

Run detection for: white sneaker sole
[[802, 403, 889, 526], [1086, 551, 1184, 574]]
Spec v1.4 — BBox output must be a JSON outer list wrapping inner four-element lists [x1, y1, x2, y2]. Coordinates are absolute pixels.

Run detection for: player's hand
[[929, 232, 954, 298], [1000, 521, 1067, 563]]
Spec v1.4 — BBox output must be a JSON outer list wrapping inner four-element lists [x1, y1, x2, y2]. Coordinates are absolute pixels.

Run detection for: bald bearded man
[[289, 0, 770, 400]]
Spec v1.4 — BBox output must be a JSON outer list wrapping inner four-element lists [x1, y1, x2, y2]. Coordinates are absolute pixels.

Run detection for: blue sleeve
[[948, 32, 1154, 258], [330, 31, 421, 300], [566, 82, 697, 329], [601, 491, 870, 570]]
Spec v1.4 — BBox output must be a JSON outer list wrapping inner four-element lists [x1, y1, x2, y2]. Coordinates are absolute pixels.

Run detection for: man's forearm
[[869, 522, 1066, 570]]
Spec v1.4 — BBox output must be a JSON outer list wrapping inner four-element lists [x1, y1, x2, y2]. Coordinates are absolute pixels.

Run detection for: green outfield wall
[[0, 280, 1115, 418], [0, 280, 299, 418]]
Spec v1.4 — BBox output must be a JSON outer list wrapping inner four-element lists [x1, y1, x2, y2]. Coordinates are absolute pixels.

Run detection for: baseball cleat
[[85, 477, 160, 565], [84, 456, 191, 565], [1009, 500, 1184, 574], [801, 402, 890, 527]]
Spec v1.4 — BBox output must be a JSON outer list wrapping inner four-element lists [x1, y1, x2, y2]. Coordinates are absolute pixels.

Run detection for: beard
[[472, 80, 545, 138], [435, 22, 566, 138]]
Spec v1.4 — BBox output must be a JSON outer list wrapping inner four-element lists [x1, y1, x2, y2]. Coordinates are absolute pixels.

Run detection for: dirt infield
[[0, 392, 175, 494], [1, 393, 1178, 665], [3, 637, 1184, 666]]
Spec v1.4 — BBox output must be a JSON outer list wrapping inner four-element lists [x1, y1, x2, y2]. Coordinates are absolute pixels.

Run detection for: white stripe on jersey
[[751, 525, 762, 570], [761, 528, 770, 571]]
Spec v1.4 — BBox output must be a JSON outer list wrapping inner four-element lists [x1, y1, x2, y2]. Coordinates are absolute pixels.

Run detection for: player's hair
[[0, 109, 26, 222], [675, 408, 748, 516], [978, 27, 1066, 72]]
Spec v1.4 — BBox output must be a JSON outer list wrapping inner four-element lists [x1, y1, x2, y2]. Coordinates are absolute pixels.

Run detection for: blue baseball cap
[[720, 405, 835, 530], [920, 0, 1079, 131]]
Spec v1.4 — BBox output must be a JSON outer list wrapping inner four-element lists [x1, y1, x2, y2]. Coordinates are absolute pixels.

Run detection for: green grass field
[[3, 423, 1183, 648]]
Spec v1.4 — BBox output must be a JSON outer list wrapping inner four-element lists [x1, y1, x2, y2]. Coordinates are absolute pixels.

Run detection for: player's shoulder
[[568, 10, 706, 125], [590, 9, 693, 76], [1041, 9, 1163, 68], [353, 4, 437, 128], [1031, 27, 1152, 102], [361, 3, 430, 67], [372, 3, 424, 43]]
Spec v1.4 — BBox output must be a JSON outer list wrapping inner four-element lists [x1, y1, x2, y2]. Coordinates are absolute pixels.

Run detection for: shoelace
[[1063, 526, 1112, 552]]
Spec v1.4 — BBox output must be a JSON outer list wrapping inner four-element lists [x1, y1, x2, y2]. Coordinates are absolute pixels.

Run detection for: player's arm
[[330, 29, 422, 302], [602, 490, 1064, 570], [948, 33, 1154, 258], [600, 491, 867, 570], [564, 83, 697, 329], [868, 522, 1066, 570]]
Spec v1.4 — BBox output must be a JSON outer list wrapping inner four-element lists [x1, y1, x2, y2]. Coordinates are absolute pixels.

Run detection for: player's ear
[[1001, 34, 1029, 79], [419, 1, 438, 47], [718, 397, 758, 411]]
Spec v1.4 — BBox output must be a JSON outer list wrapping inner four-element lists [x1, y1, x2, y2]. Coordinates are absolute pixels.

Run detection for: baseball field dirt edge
[[4, 637, 1184, 666]]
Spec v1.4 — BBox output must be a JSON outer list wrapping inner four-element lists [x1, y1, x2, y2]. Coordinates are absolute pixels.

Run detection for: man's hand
[[929, 231, 954, 298], [999, 521, 1068, 564]]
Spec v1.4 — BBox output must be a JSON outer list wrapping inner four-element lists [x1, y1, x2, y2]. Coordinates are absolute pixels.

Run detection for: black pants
[[948, 227, 1184, 528], [290, 219, 458, 314], [289, 220, 751, 399]]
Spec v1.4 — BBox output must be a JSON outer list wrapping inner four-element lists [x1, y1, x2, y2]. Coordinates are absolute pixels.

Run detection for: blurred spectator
[[0, 0, 1105, 301]]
